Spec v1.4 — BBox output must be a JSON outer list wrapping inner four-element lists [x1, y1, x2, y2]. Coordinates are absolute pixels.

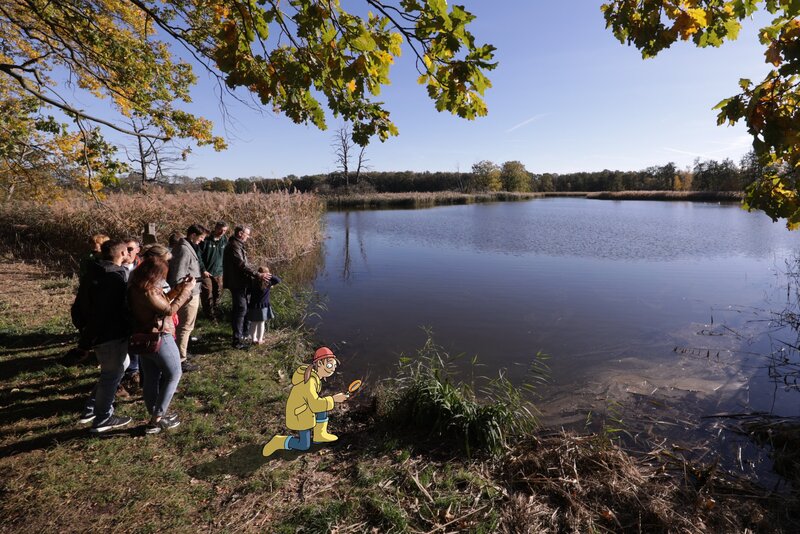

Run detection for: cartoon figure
[[262, 346, 348, 457]]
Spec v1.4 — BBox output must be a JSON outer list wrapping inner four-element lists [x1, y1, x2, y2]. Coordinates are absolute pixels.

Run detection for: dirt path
[[0, 255, 75, 331]]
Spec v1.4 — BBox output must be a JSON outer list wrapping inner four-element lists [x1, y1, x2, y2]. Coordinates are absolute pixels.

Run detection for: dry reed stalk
[[0, 190, 324, 272], [586, 190, 744, 202], [496, 432, 784, 533]]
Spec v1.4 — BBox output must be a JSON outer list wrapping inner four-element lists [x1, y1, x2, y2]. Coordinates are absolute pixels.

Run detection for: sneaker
[[78, 408, 95, 424], [145, 415, 181, 435], [144, 422, 162, 434], [162, 412, 179, 423], [90, 415, 132, 433], [161, 416, 180, 430]]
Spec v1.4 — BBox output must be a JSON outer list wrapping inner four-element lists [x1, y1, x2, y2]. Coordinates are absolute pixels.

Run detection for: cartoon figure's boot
[[262, 435, 287, 457], [313, 420, 338, 443]]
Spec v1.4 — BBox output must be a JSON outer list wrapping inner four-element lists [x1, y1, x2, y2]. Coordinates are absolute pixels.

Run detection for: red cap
[[313, 346, 335, 362]]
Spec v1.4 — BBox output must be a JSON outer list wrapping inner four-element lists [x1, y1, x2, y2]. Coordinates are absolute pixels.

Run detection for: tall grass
[[0, 189, 324, 272], [377, 336, 542, 458], [586, 190, 744, 202], [326, 191, 543, 210]]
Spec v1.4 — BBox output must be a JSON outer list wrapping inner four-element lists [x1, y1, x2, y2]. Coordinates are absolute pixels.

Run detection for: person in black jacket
[[78, 239, 134, 433], [222, 225, 269, 348]]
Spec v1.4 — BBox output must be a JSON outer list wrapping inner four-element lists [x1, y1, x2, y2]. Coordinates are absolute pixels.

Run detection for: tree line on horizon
[[114, 150, 786, 196]]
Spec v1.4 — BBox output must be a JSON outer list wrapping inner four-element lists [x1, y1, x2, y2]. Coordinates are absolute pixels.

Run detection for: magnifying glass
[[346, 379, 363, 398]]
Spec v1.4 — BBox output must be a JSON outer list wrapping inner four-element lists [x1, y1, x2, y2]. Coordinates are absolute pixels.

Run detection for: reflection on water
[[306, 199, 800, 426]]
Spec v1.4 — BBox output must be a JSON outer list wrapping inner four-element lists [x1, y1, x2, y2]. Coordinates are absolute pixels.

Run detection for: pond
[[305, 198, 800, 438]]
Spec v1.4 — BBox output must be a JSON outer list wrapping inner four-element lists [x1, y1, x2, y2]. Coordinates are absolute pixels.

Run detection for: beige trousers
[[176, 295, 200, 361]]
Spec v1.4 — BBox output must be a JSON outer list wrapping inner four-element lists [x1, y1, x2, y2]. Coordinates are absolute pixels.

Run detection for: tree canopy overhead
[[601, 0, 800, 228], [0, 0, 496, 199]]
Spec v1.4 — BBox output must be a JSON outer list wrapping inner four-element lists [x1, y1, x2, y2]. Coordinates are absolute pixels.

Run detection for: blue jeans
[[86, 338, 130, 423], [139, 334, 182, 418], [286, 412, 327, 451], [126, 353, 139, 374]]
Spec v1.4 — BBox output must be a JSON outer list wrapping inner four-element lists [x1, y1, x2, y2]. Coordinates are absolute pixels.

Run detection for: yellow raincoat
[[285, 365, 334, 431]]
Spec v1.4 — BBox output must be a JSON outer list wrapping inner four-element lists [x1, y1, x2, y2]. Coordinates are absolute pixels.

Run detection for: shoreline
[[324, 190, 744, 210], [0, 256, 795, 531]]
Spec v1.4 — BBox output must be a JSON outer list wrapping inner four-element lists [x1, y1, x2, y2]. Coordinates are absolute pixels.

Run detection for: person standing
[[199, 221, 228, 322], [167, 224, 208, 362], [67, 233, 109, 366], [128, 245, 195, 434], [223, 225, 269, 349], [246, 266, 281, 344], [120, 237, 143, 396], [78, 239, 132, 433]]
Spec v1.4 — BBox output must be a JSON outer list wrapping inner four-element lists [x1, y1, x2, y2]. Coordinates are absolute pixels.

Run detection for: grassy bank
[[0, 258, 796, 532], [325, 191, 543, 210], [0, 190, 324, 273], [586, 190, 744, 202], [324, 190, 746, 210]]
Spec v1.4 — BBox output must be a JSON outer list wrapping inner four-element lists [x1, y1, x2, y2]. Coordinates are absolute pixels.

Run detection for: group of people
[[73, 223, 280, 434]]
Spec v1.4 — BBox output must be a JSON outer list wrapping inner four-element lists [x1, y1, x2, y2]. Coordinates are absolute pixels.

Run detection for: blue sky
[[144, 2, 775, 179]]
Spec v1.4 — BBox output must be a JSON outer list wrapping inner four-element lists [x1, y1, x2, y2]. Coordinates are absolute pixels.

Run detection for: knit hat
[[313, 346, 335, 363]]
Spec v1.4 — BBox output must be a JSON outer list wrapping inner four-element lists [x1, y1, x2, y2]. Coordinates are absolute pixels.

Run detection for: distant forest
[[115, 152, 788, 196]]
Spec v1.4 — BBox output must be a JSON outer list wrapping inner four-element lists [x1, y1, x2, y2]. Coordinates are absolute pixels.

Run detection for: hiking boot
[[121, 372, 141, 395], [78, 407, 95, 424], [116, 384, 131, 398], [90, 415, 132, 433], [181, 361, 198, 372]]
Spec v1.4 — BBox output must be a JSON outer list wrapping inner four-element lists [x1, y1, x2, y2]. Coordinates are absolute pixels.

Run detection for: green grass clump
[[379, 336, 539, 458]]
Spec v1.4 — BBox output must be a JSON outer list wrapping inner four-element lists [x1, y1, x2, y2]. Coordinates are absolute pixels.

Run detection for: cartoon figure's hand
[[332, 393, 348, 403]]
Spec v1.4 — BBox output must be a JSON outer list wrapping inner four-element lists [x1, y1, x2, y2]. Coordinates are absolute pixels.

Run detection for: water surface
[[307, 198, 799, 428]]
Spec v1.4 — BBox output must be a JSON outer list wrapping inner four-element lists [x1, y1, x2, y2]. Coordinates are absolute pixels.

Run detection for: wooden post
[[142, 223, 158, 245]]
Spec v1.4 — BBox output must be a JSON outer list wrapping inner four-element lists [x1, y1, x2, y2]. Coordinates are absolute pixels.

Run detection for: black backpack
[[70, 277, 93, 330]]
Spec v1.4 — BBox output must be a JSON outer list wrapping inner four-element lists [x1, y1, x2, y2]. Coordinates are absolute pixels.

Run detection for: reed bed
[[326, 191, 543, 210], [494, 432, 788, 533], [586, 190, 744, 202], [0, 190, 325, 273]]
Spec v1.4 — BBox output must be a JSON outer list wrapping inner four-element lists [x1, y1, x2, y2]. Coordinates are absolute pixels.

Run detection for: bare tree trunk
[[137, 135, 148, 185]]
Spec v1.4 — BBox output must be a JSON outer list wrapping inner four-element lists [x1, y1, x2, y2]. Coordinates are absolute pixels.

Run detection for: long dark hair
[[129, 256, 168, 292]]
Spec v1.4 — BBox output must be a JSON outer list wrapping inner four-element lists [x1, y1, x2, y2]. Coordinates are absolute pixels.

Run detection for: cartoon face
[[316, 357, 338, 378]]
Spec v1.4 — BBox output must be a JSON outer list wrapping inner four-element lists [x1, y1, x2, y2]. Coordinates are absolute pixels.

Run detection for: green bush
[[379, 336, 542, 458]]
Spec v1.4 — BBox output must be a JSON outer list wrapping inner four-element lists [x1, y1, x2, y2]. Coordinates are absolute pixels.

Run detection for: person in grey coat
[[167, 224, 208, 362]]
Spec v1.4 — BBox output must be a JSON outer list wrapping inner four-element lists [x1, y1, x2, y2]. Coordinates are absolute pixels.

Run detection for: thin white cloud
[[663, 135, 752, 159], [506, 113, 548, 133]]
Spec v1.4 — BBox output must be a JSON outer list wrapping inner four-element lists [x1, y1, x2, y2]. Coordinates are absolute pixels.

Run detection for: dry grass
[[0, 255, 75, 331], [326, 191, 543, 209], [496, 433, 784, 533], [586, 191, 744, 202], [0, 190, 324, 272]]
